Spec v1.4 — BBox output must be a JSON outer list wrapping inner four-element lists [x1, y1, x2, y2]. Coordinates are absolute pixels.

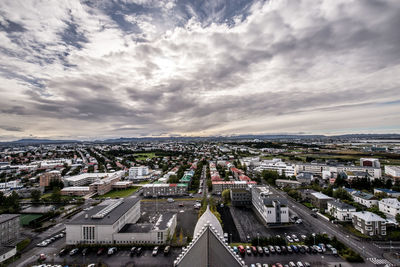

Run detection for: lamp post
[[257, 232, 260, 246], [312, 233, 316, 246]]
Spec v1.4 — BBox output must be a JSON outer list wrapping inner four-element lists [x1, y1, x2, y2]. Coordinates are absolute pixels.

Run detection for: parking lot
[[229, 206, 315, 242]]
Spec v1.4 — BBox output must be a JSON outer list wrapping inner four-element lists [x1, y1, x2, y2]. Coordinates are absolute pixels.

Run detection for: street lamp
[[312, 233, 316, 246], [257, 232, 260, 246]]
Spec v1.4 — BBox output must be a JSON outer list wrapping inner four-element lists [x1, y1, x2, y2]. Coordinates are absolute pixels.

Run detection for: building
[[63, 171, 123, 196], [352, 211, 387, 236], [142, 183, 188, 197], [254, 159, 296, 177], [275, 179, 301, 189], [0, 214, 20, 245], [309, 192, 333, 210], [352, 191, 378, 208], [212, 181, 256, 194], [374, 188, 400, 198], [39, 170, 61, 187], [295, 162, 382, 179], [251, 186, 289, 224], [61, 186, 91, 196], [298, 189, 318, 202], [230, 188, 252, 206], [385, 165, 400, 179], [379, 198, 400, 217], [0, 214, 19, 263], [66, 197, 176, 245], [174, 205, 245, 267], [327, 200, 356, 221], [360, 158, 380, 168], [129, 166, 149, 180], [296, 172, 313, 184]]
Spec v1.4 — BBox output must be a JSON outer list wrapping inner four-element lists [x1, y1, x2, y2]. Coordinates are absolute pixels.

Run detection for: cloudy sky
[[0, 0, 399, 140]]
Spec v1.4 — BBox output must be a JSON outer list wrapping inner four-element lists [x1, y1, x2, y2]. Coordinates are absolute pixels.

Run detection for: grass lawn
[[133, 152, 156, 160], [98, 186, 139, 198], [41, 193, 52, 199], [20, 214, 42, 226]]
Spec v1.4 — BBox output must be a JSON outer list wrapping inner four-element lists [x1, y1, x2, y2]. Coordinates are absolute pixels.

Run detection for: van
[[167, 198, 174, 203]]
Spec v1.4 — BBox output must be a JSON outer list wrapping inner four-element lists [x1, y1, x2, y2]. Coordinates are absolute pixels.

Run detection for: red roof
[[169, 184, 177, 187], [239, 175, 251, 182]]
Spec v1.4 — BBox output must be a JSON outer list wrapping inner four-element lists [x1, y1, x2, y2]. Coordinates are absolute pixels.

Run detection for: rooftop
[[0, 214, 19, 224], [328, 200, 355, 210], [66, 197, 140, 225], [353, 211, 386, 222], [311, 192, 333, 200]]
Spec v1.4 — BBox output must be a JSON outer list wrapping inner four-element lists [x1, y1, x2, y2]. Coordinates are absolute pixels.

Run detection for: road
[[268, 186, 390, 266]]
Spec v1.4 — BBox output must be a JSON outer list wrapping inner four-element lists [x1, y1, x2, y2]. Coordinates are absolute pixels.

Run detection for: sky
[[0, 0, 399, 141]]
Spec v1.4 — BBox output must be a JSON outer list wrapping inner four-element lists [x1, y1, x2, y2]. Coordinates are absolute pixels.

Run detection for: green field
[[133, 152, 156, 160], [20, 214, 42, 226], [97, 187, 140, 199]]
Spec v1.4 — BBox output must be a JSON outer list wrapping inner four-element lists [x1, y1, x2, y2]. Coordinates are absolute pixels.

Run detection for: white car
[[291, 234, 299, 242]]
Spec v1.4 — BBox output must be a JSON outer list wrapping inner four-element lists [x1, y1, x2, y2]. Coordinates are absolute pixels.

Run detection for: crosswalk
[[367, 257, 394, 266]]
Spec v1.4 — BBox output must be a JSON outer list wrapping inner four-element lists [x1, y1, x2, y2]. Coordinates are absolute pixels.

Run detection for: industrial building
[[251, 186, 289, 224]]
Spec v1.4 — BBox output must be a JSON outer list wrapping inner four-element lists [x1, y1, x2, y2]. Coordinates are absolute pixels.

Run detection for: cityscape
[[1, 0, 400, 267]]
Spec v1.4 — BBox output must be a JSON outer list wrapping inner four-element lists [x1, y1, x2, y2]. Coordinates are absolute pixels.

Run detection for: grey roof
[[328, 200, 355, 210], [0, 245, 15, 256], [194, 205, 223, 237], [66, 197, 140, 225], [119, 213, 176, 233], [0, 214, 19, 224]]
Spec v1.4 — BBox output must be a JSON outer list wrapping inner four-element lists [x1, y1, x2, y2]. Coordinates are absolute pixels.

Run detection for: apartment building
[[254, 159, 296, 177], [142, 183, 188, 197], [230, 188, 252, 207], [352, 191, 378, 208], [0, 214, 20, 244], [327, 200, 356, 221], [352, 211, 387, 236], [385, 165, 400, 180], [295, 163, 381, 179], [212, 181, 256, 194], [379, 198, 400, 217], [310, 192, 333, 210], [128, 166, 149, 180], [39, 170, 61, 187], [275, 179, 301, 189]]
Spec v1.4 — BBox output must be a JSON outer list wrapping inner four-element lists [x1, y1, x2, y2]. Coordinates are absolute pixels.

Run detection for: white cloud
[[0, 0, 399, 140]]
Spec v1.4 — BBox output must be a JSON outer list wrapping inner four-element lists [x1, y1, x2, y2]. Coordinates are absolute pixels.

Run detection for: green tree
[[51, 187, 62, 203], [396, 214, 400, 224], [333, 188, 352, 201], [222, 189, 231, 204], [261, 170, 280, 185], [31, 189, 42, 202]]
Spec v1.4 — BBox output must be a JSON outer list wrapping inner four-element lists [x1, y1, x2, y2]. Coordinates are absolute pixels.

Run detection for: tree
[[168, 175, 179, 183], [31, 189, 42, 203], [385, 179, 393, 189], [261, 170, 280, 185], [396, 214, 400, 224], [222, 189, 231, 204], [333, 188, 352, 201], [374, 192, 388, 200], [51, 187, 62, 203]]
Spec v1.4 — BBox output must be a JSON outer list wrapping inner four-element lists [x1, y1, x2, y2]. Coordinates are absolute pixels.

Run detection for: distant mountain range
[[1, 133, 400, 146]]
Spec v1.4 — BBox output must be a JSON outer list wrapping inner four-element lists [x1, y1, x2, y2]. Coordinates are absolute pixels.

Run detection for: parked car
[[290, 245, 299, 253], [130, 247, 136, 256], [291, 234, 299, 242], [39, 254, 46, 261], [301, 235, 307, 240], [58, 248, 68, 256], [331, 248, 338, 255], [297, 262, 304, 267], [281, 246, 287, 254], [107, 247, 117, 256], [164, 246, 171, 255], [246, 246, 252, 255], [233, 246, 238, 254], [311, 213, 318, 218], [286, 246, 293, 253], [304, 262, 311, 267], [82, 248, 89, 256], [263, 246, 270, 255], [268, 245, 275, 253], [251, 246, 257, 255], [257, 246, 263, 255], [238, 245, 245, 256], [289, 262, 296, 267], [69, 248, 79, 256], [274, 246, 281, 254], [286, 236, 294, 243], [97, 248, 105, 255], [298, 246, 305, 254], [136, 247, 142, 256], [152, 246, 159, 256]]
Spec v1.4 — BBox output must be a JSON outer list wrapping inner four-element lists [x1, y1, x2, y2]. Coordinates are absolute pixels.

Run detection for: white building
[[327, 200, 356, 221], [352, 211, 387, 236], [352, 191, 378, 208], [385, 165, 400, 179], [360, 158, 380, 168], [66, 198, 177, 245], [212, 181, 256, 194], [254, 159, 296, 177], [129, 166, 149, 180], [295, 163, 382, 179], [379, 198, 400, 217], [251, 186, 289, 224]]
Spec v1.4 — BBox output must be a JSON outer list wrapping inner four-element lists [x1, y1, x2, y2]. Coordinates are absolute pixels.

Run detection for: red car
[[238, 245, 245, 256], [275, 263, 283, 267], [251, 246, 257, 255], [97, 247, 105, 255]]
